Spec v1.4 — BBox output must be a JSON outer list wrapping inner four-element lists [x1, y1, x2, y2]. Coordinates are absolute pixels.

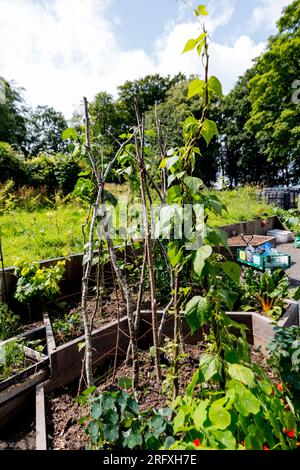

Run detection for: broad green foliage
[[0, 302, 20, 341], [0, 78, 27, 151], [14, 260, 65, 304], [245, 0, 300, 185], [241, 268, 289, 320], [25, 105, 68, 156], [0, 142, 26, 186], [77, 386, 173, 450], [169, 357, 298, 450], [268, 326, 300, 416]]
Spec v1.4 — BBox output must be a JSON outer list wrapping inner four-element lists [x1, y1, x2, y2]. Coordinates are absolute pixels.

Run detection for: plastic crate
[[237, 249, 265, 270], [264, 253, 291, 269], [237, 249, 291, 270]]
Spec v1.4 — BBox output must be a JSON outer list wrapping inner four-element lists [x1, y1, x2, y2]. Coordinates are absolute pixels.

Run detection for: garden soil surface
[[46, 343, 278, 450]]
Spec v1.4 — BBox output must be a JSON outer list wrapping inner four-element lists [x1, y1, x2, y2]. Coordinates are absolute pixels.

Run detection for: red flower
[[263, 444, 270, 451], [241, 440, 245, 447], [193, 438, 201, 447], [277, 383, 284, 392], [284, 428, 295, 438]]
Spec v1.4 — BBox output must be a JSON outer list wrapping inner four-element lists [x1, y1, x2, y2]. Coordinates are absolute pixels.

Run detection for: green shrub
[[14, 260, 66, 304], [0, 302, 20, 340], [0, 339, 25, 380], [0, 142, 26, 186]]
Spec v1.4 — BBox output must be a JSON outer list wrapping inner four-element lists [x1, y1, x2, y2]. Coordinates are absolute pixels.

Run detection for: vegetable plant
[[268, 326, 300, 417], [240, 268, 289, 320], [0, 339, 26, 380], [14, 260, 65, 317], [0, 302, 20, 340], [77, 384, 173, 450], [52, 311, 82, 344]]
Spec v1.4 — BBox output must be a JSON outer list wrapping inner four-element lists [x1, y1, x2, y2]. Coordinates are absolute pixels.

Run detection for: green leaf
[[193, 401, 208, 428], [164, 436, 176, 449], [201, 119, 218, 146], [123, 431, 143, 449], [227, 363, 255, 388], [118, 376, 132, 390], [62, 128, 78, 141], [87, 421, 99, 438], [185, 296, 210, 334], [219, 289, 239, 311], [167, 242, 183, 268], [213, 430, 236, 450], [209, 403, 231, 430], [184, 176, 204, 195], [173, 409, 185, 433], [194, 5, 208, 16], [187, 79, 206, 100], [182, 38, 197, 54], [103, 424, 119, 443], [166, 185, 182, 204], [221, 262, 241, 284], [229, 380, 261, 416], [91, 403, 102, 420], [193, 245, 212, 277], [208, 76, 223, 97], [198, 353, 221, 382], [245, 434, 263, 450]]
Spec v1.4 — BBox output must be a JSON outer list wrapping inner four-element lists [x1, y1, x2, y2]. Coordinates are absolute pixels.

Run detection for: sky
[[0, 0, 294, 119]]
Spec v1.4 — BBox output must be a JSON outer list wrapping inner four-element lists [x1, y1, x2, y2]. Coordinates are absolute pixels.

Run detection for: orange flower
[[241, 440, 245, 447], [284, 428, 295, 438], [277, 383, 284, 392], [193, 438, 201, 447], [263, 444, 270, 451]]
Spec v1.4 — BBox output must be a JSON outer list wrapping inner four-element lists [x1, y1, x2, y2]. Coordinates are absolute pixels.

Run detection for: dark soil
[[51, 289, 152, 346], [46, 343, 277, 450], [228, 235, 275, 247], [0, 403, 36, 450]]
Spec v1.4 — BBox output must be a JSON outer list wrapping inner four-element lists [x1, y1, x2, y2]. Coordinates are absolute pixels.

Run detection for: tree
[[0, 78, 27, 151], [25, 105, 68, 156], [0, 142, 26, 186], [219, 69, 270, 187], [116, 73, 185, 130], [245, 0, 300, 185]]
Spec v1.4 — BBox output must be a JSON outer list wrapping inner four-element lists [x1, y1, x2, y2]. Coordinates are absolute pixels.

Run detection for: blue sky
[[0, 0, 294, 118]]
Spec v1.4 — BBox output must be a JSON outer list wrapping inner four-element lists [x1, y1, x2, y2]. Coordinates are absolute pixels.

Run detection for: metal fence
[[258, 187, 300, 210]]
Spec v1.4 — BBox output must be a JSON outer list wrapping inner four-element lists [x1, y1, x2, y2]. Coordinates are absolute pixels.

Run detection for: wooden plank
[[278, 301, 299, 328], [43, 313, 56, 355], [0, 388, 34, 428], [0, 369, 49, 405], [36, 383, 47, 450], [0, 357, 49, 393]]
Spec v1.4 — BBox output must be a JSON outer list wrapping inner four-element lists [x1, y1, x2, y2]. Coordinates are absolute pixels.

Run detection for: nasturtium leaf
[[185, 296, 210, 334], [198, 353, 221, 383], [150, 415, 164, 430], [257, 379, 273, 396], [193, 245, 212, 277], [221, 262, 241, 284], [173, 409, 186, 433], [102, 395, 115, 411], [194, 5, 208, 16], [184, 176, 204, 195], [227, 363, 255, 388], [201, 119, 218, 146], [187, 79, 206, 100], [208, 76, 223, 97], [164, 436, 176, 449], [212, 430, 236, 450], [229, 380, 261, 416], [208, 403, 231, 430], [193, 401, 209, 428], [62, 128, 78, 141]]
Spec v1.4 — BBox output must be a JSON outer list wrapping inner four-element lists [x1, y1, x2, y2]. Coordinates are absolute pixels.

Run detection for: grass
[[208, 187, 274, 227], [0, 205, 87, 267], [0, 186, 275, 267]]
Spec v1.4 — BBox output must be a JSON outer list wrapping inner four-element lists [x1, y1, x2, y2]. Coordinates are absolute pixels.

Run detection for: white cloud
[[0, 0, 272, 118], [250, 0, 294, 31]]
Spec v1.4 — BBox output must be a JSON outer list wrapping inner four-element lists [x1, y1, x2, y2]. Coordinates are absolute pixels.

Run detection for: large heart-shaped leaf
[[185, 296, 211, 333]]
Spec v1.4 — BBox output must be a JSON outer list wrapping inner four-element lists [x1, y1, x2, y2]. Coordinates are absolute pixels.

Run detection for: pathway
[[279, 242, 300, 286]]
